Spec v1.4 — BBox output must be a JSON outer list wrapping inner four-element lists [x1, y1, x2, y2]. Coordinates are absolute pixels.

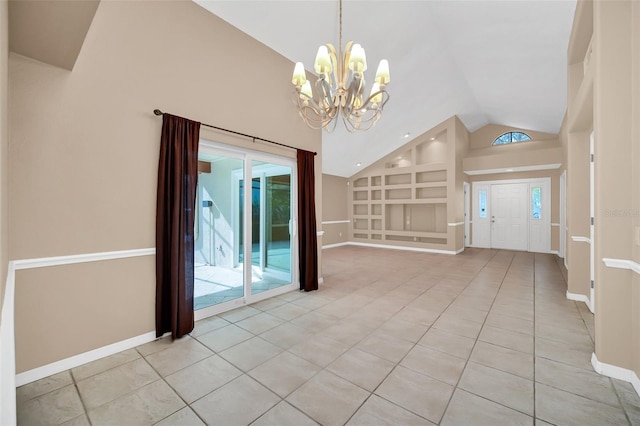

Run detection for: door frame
[[471, 177, 552, 253], [195, 139, 299, 321], [560, 170, 567, 263], [589, 131, 595, 312], [464, 182, 471, 247]]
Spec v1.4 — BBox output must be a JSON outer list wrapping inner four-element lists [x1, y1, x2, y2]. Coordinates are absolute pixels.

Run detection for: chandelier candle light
[[291, 0, 390, 132]]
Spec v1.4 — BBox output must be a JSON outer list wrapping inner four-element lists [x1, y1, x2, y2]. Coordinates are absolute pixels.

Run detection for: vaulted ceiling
[[196, 0, 576, 177]]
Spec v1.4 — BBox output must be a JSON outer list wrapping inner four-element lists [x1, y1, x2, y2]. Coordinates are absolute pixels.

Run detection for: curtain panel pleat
[[297, 149, 319, 292], [156, 114, 201, 339]]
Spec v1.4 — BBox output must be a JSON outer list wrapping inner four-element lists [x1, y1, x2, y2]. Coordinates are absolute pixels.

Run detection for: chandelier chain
[[339, 0, 343, 61]]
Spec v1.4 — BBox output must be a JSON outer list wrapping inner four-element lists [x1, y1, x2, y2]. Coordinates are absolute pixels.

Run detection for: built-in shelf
[[348, 118, 465, 251]]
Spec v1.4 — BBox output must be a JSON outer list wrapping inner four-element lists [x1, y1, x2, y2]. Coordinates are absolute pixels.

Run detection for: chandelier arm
[[361, 88, 390, 110], [294, 92, 328, 128]]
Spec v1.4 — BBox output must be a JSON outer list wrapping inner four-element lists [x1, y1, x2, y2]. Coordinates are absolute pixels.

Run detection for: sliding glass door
[[249, 160, 292, 295], [194, 142, 296, 317]]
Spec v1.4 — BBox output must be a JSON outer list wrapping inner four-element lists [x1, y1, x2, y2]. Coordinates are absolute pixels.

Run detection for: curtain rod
[[153, 109, 317, 156]]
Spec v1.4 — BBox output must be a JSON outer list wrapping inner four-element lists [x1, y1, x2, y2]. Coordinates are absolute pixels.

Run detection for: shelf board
[[415, 182, 447, 188], [384, 184, 412, 190], [383, 198, 448, 205], [384, 230, 448, 238]]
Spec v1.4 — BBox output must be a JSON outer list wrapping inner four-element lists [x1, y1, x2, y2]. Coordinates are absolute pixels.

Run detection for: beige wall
[[0, 0, 8, 310], [322, 174, 348, 247], [566, 131, 590, 299], [465, 124, 562, 174], [453, 117, 469, 249], [9, 1, 321, 373], [593, 0, 634, 371], [469, 123, 557, 150], [632, 0, 640, 385]]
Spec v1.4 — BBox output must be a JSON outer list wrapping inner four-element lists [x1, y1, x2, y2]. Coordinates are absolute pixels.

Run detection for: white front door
[[490, 183, 528, 251]]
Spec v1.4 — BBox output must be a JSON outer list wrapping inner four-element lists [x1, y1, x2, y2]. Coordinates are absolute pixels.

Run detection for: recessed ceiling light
[[397, 156, 403, 160], [430, 137, 436, 141], [506, 168, 514, 172], [356, 162, 362, 167], [403, 133, 410, 138]]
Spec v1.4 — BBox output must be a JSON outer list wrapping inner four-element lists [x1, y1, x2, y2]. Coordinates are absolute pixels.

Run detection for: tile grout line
[[343, 249, 506, 425], [533, 252, 537, 423], [137, 346, 213, 426], [436, 250, 537, 423], [69, 368, 93, 426]]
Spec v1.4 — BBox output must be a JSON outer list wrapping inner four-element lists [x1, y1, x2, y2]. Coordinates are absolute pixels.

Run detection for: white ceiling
[[195, 0, 576, 177]]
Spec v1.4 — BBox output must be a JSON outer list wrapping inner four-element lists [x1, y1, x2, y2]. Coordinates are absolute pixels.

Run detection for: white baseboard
[[322, 242, 350, 250], [347, 242, 461, 255], [566, 291, 594, 313], [592, 352, 640, 397], [15, 331, 165, 387], [1, 264, 17, 426]]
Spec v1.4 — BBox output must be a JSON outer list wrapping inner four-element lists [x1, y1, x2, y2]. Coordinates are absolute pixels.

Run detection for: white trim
[[602, 258, 640, 275], [321, 220, 350, 225], [472, 177, 553, 186], [592, 353, 640, 397], [348, 242, 460, 255], [589, 132, 595, 314], [551, 223, 560, 227], [571, 236, 591, 244], [1, 246, 158, 416], [322, 242, 350, 249], [447, 222, 464, 227], [15, 331, 167, 387], [560, 170, 566, 261], [317, 231, 325, 237], [12, 248, 156, 270], [566, 291, 594, 313], [1, 263, 17, 426], [550, 250, 559, 256], [464, 182, 470, 247], [464, 163, 561, 176]]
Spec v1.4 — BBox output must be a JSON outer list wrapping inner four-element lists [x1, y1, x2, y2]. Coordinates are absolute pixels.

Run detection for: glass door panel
[[193, 153, 245, 311], [251, 160, 292, 295]]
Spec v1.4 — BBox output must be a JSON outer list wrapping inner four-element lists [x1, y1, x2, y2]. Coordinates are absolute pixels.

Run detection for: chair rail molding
[[602, 258, 640, 275], [571, 236, 591, 244]]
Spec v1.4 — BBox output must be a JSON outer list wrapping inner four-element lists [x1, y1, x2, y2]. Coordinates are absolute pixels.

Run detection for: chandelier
[[291, 0, 390, 132]]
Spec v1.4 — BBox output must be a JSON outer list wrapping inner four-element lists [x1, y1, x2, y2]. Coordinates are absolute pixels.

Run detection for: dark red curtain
[[297, 149, 319, 291], [156, 114, 200, 339]]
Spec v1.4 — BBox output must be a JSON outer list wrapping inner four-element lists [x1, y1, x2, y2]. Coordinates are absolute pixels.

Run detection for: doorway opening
[[193, 141, 297, 318]]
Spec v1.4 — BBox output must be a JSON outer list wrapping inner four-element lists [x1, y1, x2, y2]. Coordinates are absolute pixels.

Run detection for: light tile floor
[[16, 247, 640, 425]]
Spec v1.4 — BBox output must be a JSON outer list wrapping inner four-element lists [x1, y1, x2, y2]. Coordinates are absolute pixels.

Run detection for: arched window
[[492, 132, 531, 145]]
